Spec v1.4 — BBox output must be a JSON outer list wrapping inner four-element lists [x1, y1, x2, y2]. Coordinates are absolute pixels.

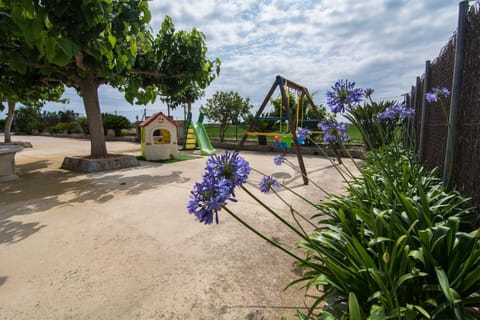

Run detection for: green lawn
[[204, 124, 364, 144]]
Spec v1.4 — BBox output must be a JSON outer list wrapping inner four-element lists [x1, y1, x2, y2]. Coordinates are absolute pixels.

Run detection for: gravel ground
[[0, 135, 357, 320]]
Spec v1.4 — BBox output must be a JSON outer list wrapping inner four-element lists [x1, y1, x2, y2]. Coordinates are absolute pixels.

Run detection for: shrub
[[345, 100, 400, 149], [295, 146, 479, 319], [324, 81, 414, 150], [12, 106, 41, 134], [102, 113, 131, 137], [77, 117, 89, 135], [48, 122, 79, 134]]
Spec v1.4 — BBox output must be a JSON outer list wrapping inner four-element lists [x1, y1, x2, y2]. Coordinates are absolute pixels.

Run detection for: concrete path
[[0, 135, 357, 320]]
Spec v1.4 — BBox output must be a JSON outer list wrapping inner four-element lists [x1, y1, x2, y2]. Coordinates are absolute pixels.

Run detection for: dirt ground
[[0, 135, 357, 320]]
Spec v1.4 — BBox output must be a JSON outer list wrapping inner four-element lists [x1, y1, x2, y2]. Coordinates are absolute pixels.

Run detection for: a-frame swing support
[[236, 75, 324, 185]]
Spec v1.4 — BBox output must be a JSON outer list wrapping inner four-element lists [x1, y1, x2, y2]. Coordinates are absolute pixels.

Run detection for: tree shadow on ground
[[247, 163, 336, 191], [0, 276, 6, 287], [0, 160, 191, 221], [0, 219, 45, 245]]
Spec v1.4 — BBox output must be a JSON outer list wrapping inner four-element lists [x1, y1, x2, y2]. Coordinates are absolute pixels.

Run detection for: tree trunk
[[219, 124, 227, 142], [4, 101, 16, 143], [76, 76, 107, 157]]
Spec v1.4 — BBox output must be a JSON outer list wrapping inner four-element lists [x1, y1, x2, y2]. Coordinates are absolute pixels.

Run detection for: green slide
[[192, 122, 216, 155]]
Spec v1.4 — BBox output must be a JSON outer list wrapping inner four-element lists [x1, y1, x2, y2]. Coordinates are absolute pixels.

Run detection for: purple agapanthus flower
[[364, 88, 375, 98], [318, 120, 350, 143], [187, 176, 236, 224], [206, 151, 250, 187], [326, 80, 364, 114], [377, 104, 415, 121], [259, 176, 281, 193], [296, 127, 312, 140], [187, 151, 250, 224], [398, 106, 415, 119], [377, 108, 396, 121], [273, 154, 286, 166], [426, 87, 450, 103]]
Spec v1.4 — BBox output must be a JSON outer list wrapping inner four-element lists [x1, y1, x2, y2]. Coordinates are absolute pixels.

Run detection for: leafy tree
[[160, 84, 206, 112], [0, 1, 219, 157], [12, 106, 42, 134], [200, 91, 252, 142], [37, 110, 79, 130], [40, 110, 62, 127], [0, 62, 66, 142], [58, 110, 79, 123], [269, 92, 327, 130], [243, 112, 275, 132], [76, 117, 90, 135], [102, 113, 131, 137], [48, 122, 79, 134], [269, 92, 297, 118]]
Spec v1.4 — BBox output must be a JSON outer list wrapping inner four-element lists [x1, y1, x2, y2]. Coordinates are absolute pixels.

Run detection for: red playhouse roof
[[139, 112, 178, 128]]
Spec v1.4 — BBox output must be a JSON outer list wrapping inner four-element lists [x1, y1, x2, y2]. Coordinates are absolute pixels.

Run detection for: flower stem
[[223, 206, 319, 270], [251, 167, 331, 202], [272, 189, 317, 230], [240, 185, 310, 242]]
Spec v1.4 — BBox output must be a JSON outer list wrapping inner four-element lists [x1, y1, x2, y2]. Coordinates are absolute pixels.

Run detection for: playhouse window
[[153, 129, 171, 144]]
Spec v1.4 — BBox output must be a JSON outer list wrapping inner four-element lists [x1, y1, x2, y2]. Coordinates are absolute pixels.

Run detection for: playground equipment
[[274, 134, 292, 149], [139, 112, 178, 160], [183, 112, 216, 156], [237, 75, 325, 185]]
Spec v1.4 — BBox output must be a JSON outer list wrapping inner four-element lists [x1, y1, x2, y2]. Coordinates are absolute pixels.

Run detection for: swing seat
[[274, 134, 292, 149]]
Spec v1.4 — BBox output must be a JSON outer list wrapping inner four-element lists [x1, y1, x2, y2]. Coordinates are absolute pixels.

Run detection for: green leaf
[[367, 237, 393, 247], [44, 36, 57, 61], [398, 193, 418, 223], [368, 304, 386, 320], [395, 272, 428, 290], [57, 38, 80, 58], [435, 265, 455, 303], [108, 33, 116, 48], [413, 305, 431, 319], [349, 292, 362, 320], [350, 236, 376, 267], [53, 51, 73, 67], [408, 249, 424, 264], [462, 264, 480, 293]]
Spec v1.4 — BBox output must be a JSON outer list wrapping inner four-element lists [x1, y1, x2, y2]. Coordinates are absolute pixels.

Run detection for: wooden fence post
[[410, 85, 417, 146], [418, 61, 430, 163], [443, 0, 469, 187]]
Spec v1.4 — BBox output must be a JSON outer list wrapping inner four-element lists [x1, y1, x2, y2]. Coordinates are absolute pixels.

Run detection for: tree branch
[[74, 53, 87, 71], [130, 68, 186, 78]]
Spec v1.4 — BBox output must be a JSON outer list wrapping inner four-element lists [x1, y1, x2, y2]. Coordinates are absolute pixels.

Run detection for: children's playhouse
[[139, 112, 178, 160]]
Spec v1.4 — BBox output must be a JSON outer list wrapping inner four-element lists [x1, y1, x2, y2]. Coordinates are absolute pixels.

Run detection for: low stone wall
[[61, 154, 139, 173], [34, 133, 138, 142], [211, 140, 366, 159]]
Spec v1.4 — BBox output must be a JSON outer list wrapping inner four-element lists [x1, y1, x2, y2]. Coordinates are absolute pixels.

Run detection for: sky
[[1, 0, 466, 122]]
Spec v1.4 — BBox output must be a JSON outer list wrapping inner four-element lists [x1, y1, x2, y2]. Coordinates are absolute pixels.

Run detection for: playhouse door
[[153, 129, 171, 144]]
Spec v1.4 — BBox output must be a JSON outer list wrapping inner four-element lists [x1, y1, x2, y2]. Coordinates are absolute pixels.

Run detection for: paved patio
[[0, 135, 357, 320]]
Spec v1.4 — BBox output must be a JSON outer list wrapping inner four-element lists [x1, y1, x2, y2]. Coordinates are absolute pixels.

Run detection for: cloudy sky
[[2, 0, 465, 122]]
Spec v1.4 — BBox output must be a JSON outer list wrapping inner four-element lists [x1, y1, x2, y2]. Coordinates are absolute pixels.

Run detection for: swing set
[[236, 75, 325, 185]]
